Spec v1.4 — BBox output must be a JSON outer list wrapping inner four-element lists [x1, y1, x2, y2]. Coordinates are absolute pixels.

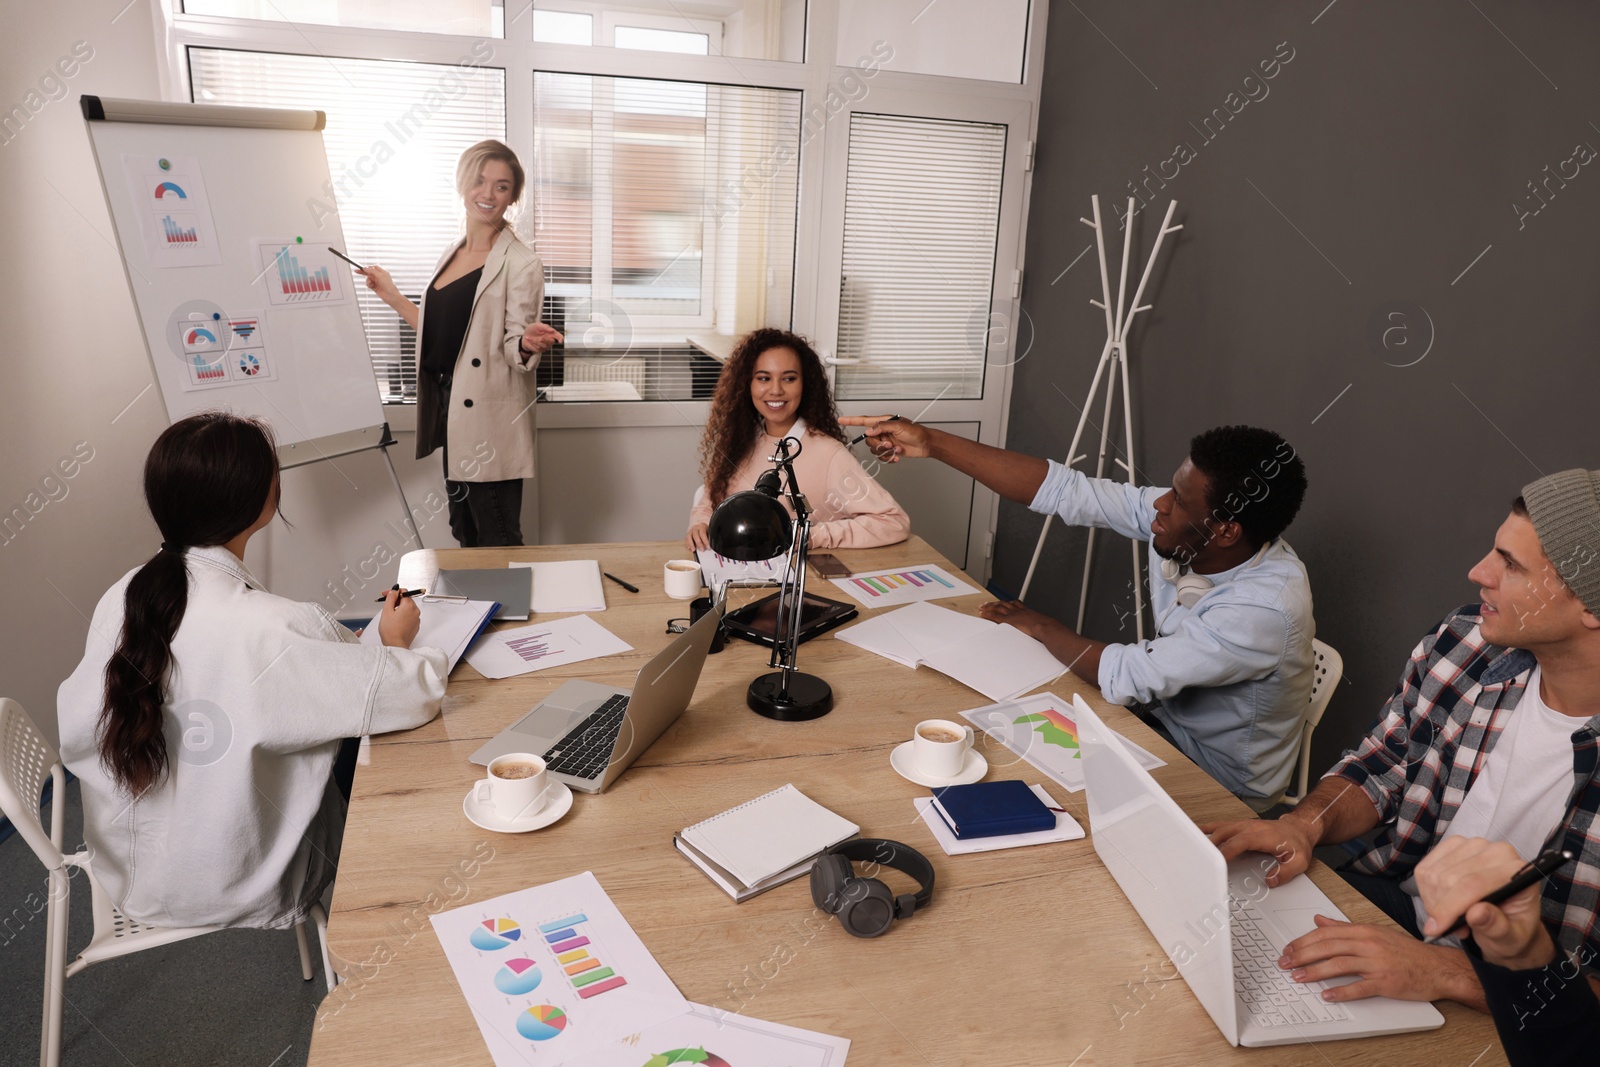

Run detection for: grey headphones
[[809, 839, 935, 938]]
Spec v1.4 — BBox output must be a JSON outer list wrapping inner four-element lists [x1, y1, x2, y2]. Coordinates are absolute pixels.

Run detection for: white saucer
[[889, 741, 987, 788], [463, 781, 574, 833]]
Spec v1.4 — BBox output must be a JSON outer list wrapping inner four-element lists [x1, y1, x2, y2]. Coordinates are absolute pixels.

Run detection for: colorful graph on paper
[[160, 214, 200, 244], [255, 241, 348, 306], [961, 692, 1165, 792], [830, 563, 982, 608], [646, 1051, 733, 1066], [504, 630, 562, 664], [539, 912, 630, 999], [1016, 706, 1080, 755]]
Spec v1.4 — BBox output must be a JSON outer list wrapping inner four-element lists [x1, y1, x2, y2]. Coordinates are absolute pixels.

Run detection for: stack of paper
[[674, 784, 857, 901], [835, 602, 1067, 702], [360, 595, 498, 674], [465, 614, 633, 679], [510, 560, 607, 613]]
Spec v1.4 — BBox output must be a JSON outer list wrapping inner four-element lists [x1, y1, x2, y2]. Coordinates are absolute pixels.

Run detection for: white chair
[[1282, 639, 1344, 807], [0, 698, 333, 1067]]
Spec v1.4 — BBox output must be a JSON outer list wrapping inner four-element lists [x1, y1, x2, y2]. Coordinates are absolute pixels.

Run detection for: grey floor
[[1, 780, 325, 1067]]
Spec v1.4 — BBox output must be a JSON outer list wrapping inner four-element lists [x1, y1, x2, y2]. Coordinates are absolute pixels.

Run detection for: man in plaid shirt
[[1206, 468, 1600, 1012]]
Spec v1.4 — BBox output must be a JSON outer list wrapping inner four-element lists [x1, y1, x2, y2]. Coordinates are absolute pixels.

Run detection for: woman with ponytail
[[57, 413, 447, 930]]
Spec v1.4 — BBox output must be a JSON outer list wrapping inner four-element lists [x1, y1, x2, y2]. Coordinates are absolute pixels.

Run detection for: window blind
[[189, 47, 507, 403], [834, 113, 1007, 402]]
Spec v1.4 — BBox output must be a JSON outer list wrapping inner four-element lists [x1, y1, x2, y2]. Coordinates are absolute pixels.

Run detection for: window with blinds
[[189, 48, 508, 403], [834, 114, 1007, 402], [531, 73, 801, 401]]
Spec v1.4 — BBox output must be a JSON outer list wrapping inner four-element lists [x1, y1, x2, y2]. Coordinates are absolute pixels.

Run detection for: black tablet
[[721, 591, 858, 648]]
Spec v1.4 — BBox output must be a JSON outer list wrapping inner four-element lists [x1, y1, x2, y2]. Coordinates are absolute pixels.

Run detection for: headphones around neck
[[809, 838, 935, 938], [1159, 542, 1272, 610]]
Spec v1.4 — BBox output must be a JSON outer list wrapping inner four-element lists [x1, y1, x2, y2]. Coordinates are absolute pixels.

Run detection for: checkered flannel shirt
[[1327, 606, 1600, 964]]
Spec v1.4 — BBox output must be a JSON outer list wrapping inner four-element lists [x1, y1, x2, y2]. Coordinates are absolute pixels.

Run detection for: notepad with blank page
[[509, 560, 607, 613], [679, 784, 857, 889], [359, 596, 498, 674]]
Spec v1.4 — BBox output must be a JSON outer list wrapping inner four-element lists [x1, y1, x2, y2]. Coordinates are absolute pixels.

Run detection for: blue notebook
[[930, 780, 1056, 840]]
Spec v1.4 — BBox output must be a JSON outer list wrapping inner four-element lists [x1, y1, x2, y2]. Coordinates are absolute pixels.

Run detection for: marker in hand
[[329, 246, 366, 272]]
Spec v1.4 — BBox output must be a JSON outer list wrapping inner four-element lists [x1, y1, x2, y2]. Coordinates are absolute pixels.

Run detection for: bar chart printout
[[830, 563, 983, 608], [465, 614, 633, 679], [255, 240, 348, 306]]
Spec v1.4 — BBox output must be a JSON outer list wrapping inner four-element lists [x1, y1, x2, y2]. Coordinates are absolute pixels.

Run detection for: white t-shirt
[[1407, 667, 1580, 934]]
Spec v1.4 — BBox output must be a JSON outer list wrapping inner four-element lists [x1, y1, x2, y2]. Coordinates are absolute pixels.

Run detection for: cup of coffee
[[913, 719, 975, 779], [476, 753, 550, 822], [664, 559, 703, 600]]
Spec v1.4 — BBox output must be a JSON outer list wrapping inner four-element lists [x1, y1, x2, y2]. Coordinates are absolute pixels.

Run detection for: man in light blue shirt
[[840, 418, 1314, 811]]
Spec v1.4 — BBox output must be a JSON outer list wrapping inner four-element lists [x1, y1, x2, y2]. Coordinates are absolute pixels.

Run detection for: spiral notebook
[[674, 784, 857, 902]]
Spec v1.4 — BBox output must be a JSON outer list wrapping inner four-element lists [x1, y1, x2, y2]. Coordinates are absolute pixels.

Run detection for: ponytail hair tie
[[160, 542, 183, 553]]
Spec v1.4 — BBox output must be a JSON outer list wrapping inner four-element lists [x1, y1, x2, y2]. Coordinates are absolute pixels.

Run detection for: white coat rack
[[1018, 196, 1181, 643]]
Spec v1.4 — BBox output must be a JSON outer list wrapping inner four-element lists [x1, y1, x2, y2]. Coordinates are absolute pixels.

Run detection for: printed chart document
[[829, 563, 982, 608], [961, 691, 1166, 792], [697, 548, 788, 588], [835, 603, 1067, 702], [430, 872, 687, 1067], [585, 1002, 850, 1066], [510, 560, 608, 613], [676, 784, 857, 898], [914, 784, 1084, 856], [359, 596, 497, 674], [466, 614, 633, 679]]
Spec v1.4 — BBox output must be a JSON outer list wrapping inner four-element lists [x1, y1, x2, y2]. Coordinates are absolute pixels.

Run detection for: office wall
[[0, 2, 167, 748], [999, 1, 1600, 775]]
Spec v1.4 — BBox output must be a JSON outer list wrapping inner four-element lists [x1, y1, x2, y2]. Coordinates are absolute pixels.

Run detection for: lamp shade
[[708, 490, 792, 561]]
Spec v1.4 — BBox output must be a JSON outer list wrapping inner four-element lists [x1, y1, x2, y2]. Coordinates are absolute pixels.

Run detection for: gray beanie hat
[[1522, 468, 1600, 616]]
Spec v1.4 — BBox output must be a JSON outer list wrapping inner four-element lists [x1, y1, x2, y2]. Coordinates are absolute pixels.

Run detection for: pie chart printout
[[516, 1004, 569, 1041], [646, 1050, 733, 1067], [471, 918, 523, 951], [493, 958, 542, 996]]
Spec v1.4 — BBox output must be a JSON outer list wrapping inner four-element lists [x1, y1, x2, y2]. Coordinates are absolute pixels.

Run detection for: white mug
[[913, 719, 975, 779], [477, 753, 549, 822], [664, 559, 703, 599]]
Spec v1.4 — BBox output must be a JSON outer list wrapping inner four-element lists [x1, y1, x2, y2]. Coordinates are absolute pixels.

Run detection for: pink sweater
[[690, 427, 911, 549]]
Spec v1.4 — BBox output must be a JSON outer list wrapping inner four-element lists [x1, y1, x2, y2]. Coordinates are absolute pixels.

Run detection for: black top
[[1469, 945, 1600, 1066], [419, 267, 481, 378]]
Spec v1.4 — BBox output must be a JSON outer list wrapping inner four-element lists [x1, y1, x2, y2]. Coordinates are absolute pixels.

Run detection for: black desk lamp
[[706, 437, 833, 721]]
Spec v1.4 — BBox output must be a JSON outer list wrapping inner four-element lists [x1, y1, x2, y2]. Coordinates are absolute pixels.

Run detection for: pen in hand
[[1422, 848, 1573, 944], [849, 414, 902, 448], [374, 587, 426, 603]]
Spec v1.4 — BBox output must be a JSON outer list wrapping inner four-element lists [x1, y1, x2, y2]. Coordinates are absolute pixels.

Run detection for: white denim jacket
[[57, 546, 447, 929]]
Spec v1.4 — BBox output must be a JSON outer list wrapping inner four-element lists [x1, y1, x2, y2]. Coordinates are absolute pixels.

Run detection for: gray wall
[[999, 1, 1600, 775]]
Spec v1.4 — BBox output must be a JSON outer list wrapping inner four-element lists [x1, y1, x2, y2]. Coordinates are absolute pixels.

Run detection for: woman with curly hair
[[686, 328, 910, 552]]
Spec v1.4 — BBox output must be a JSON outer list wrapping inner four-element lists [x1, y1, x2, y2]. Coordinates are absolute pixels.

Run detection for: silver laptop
[[469, 605, 722, 793], [1073, 694, 1444, 1047]]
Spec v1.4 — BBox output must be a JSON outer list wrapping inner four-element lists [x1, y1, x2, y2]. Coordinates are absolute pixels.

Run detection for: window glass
[[184, 0, 502, 37], [836, 0, 1028, 84], [190, 47, 508, 403]]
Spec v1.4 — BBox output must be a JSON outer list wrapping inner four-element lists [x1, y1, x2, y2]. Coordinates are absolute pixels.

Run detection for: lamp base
[[747, 671, 833, 721]]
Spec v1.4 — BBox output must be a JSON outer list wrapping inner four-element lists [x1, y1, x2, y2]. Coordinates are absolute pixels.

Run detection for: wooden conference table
[[309, 538, 1503, 1066]]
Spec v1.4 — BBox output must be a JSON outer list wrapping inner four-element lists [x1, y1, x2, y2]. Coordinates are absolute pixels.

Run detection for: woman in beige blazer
[[362, 139, 561, 546]]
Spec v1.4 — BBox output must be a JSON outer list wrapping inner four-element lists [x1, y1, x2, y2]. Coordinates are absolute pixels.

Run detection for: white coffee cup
[[664, 559, 703, 600], [477, 753, 550, 822], [913, 719, 975, 779]]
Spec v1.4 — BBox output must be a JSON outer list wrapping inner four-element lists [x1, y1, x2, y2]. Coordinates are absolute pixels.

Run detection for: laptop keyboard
[[1231, 901, 1351, 1028], [542, 694, 630, 782]]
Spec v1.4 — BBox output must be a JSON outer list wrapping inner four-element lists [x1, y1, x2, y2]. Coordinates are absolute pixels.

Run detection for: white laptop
[[1074, 694, 1444, 1047]]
